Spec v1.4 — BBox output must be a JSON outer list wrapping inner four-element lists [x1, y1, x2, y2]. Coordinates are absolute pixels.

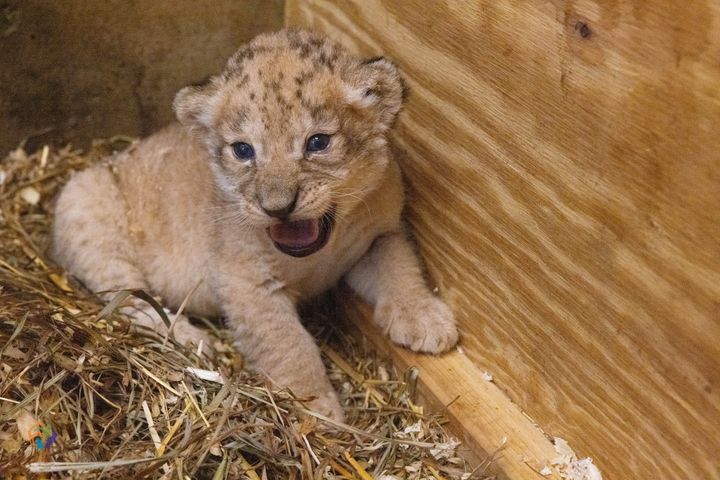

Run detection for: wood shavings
[[397, 420, 423, 438], [185, 367, 225, 384], [39, 145, 49, 169], [19, 186, 40, 205], [15, 409, 37, 442], [552, 437, 603, 480], [48, 272, 73, 292], [141, 400, 162, 454], [431, 438, 462, 460]]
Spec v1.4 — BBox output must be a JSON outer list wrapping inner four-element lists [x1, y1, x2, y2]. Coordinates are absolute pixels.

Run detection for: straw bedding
[[0, 140, 492, 479]]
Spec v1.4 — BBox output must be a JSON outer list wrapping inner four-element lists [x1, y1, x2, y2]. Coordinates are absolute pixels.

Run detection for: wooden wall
[[0, 0, 284, 154], [287, 1, 720, 478]]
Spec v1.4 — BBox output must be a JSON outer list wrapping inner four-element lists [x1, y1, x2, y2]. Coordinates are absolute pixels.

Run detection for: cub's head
[[174, 29, 405, 257]]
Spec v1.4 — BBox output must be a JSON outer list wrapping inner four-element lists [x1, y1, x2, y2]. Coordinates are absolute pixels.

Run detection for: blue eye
[[231, 142, 255, 161], [306, 134, 330, 152]]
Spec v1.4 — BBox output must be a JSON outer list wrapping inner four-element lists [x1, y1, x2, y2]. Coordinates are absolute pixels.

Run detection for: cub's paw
[[306, 388, 345, 423], [170, 317, 216, 359], [375, 295, 458, 354], [127, 306, 215, 358]]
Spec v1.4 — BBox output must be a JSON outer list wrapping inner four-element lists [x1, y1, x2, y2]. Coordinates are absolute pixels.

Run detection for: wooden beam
[[340, 292, 561, 480]]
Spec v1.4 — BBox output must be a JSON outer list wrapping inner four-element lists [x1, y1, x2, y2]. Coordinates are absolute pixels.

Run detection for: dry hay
[[0, 140, 494, 479]]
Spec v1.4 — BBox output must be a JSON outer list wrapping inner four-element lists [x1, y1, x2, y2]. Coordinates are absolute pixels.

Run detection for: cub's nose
[[261, 191, 298, 219]]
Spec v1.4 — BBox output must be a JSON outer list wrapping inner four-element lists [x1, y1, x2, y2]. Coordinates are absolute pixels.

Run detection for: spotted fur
[[53, 29, 457, 420]]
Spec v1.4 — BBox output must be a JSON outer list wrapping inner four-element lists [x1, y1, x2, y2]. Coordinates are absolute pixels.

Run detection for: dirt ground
[[0, 1, 284, 155]]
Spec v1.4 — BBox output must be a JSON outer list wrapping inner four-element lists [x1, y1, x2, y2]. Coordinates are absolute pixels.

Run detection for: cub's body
[[53, 30, 457, 419], [79, 124, 402, 313]]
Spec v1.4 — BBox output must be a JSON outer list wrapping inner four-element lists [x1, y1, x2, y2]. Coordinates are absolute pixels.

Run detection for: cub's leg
[[217, 278, 343, 420], [52, 165, 212, 352], [345, 232, 458, 353]]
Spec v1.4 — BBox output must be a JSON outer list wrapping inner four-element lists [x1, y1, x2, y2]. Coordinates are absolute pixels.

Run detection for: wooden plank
[[339, 292, 562, 479], [287, 1, 720, 478]]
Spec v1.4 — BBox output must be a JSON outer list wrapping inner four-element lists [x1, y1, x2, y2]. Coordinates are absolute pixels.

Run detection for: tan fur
[[52, 29, 458, 420]]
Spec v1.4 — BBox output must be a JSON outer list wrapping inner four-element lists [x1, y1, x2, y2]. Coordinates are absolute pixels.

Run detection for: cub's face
[[174, 29, 405, 257]]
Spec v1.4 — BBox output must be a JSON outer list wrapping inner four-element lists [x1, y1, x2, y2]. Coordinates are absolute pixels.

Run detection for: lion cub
[[52, 29, 458, 419]]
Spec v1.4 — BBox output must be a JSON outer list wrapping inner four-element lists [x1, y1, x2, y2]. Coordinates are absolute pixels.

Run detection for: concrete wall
[[0, 0, 284, 154]]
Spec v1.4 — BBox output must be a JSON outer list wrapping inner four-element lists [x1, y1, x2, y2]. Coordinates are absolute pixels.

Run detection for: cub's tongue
[[268, 219, 320, 248]]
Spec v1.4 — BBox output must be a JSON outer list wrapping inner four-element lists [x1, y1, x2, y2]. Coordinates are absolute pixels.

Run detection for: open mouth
[[267, 208, 335, 257]]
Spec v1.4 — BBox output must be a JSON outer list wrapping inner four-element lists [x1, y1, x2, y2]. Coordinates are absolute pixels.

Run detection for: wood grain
[[287, 1, 720, 478], [340, 292, 563, 479]]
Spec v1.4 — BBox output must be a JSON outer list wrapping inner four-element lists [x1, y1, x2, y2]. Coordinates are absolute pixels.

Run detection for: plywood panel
[[287, 1, 720, 478]]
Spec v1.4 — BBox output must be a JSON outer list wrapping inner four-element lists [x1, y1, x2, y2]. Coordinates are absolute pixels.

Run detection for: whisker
[[329, 188, 372, 217]]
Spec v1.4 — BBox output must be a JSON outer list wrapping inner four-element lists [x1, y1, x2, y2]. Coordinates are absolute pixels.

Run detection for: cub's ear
[[344, 56, 407, 129], [173, 76, 222, 130]]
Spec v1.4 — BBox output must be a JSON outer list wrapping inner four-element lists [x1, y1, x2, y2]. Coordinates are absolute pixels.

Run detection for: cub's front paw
[[170, 317, 216, 359], [128, 305, 215, 358], [375, 295, 458, 354]]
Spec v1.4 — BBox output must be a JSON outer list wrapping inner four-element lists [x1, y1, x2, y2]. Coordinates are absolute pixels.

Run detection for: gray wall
[[0, 1, 284, 154]]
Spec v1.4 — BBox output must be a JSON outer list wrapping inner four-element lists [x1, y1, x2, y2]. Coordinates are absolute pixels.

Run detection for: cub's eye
[[306, 133, 331, 153], [231, 142, 255, 161]]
